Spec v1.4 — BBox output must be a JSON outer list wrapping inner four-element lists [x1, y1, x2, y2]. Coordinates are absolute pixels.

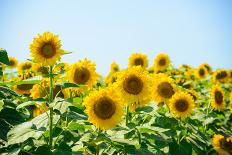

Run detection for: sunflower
[[186, 89, 198, 101], [212, 69, 229, 83], [195, 65, 208, 79], [66, 59, 97, 89], [128, 53, 148, 69], [84, 88, 124, 130], [110, 62, 120, 73], [14, 84, 34, 95], [211, 85, 225, 111], [105, 72, 119, 86], [30, 32, 64, 66], [154, 52, 170, 72], [212, 134, 232, 155], [202, 63, 212, 74], [30, 84, 48, 99], [32, 63, 49, 75], [116, 66, 151, 111], [151, 73, 176, 104], [17, 61, 32, 72], [54, 62, 70, 74], [169, 92, 195, 118], [8, 57, 18, 68]]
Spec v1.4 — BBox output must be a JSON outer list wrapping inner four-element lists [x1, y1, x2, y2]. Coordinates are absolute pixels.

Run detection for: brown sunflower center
[[22, 64, 32, 70], [216, 71, 227, 79], [38, 66, 49, 74], [9, 60, 15, 66], [215, 90, 223, 105], [221, 138, 232, 153], [113, 67, 119, 72], [41, 43, 56, 58], [123, 75, 143, 95], [157, 82, 174, 98], [93, 97, 116, 119], [134, 58, 144, 66], [175, 99, 189, 112], [73, 67, 90, 84], [17, 84, 34, 90], [199, 68, 205, 76], [204, 65, 210, 72], [159, 58, 166, 66]]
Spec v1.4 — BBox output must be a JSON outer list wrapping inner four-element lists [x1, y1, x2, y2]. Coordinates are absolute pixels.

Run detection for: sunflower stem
[[49, 66, 54, 150], [126, 105, 129, 126]]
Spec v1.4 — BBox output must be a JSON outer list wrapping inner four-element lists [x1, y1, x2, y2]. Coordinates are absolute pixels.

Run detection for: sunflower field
[[0, 32, 232, 155]]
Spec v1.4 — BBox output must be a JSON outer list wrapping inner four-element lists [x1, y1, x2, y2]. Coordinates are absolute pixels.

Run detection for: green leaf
[[61, 82, 84, 88], [7, 127, 44, 145], [16, 101, 37, 110], [135, 106, 153, 113], [0, 100, 4, 112], [111, 138, 137, 146], [138, 126, 170, 133], [169, 140, 192, 155], [0, 49, 10, 65], [0, 86, 19, 96]]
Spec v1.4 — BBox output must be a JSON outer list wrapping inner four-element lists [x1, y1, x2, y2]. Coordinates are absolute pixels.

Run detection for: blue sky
[[0, 0, 231, 75]]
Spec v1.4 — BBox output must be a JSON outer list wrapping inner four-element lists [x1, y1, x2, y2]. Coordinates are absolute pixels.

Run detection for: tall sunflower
[[66, 59, 97, 89], [8, 57, 18, 68], [169, 92, 195, 118], [211, 85, 225, 111], [17, 61, 32, 72], [105, 72, 119, 86], [212, 69, 229, 83], [195, 65, 208, 79], [202, 63, 212, 74], [84, 88, 124, 130], [128, 53, 148, 69], [116, 66, 151, 111], [110, 62, 120, 73], [151, 73, 176, 104], [30, 32, 64, 66], [212, 134, 232, 155], [154, 52, 170, 72]]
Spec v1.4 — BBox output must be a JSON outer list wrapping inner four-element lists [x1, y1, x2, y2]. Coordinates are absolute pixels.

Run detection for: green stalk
[[49, 66, 54, 150], [126, 105, 129, 126]]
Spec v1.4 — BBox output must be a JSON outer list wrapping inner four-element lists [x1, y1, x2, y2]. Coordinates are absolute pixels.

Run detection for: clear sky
[[0, 0, 231, 75]]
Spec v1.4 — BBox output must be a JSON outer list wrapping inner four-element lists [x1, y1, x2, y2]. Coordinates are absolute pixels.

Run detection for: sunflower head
[[212, 134, 232, 155], [154, 52, 170, 72], [110, 62, 120, 73], [202, 63, 212, 74], [195, 65, 208, 79], [213, 69, 229, 83], [32, 63, 49, 75], [67, 59, 97, 89], [128, 53, 148, 69], [169, 91, 195, 118], [18, 61, 32, 72], [30, 32, 64, 66], [105, 72, 119, 86], [116, 66, 152, 110], [8, 57, 18, 68], [14, 83, 34, 95], [151, 73, 176, 104], [84, 88, 124, 130], [211, 85, 225, 111]]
